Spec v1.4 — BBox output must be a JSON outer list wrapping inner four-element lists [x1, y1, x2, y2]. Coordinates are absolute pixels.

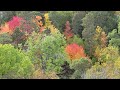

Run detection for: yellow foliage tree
[[94, 26, 108, 61], [44, 13, 58, 34]]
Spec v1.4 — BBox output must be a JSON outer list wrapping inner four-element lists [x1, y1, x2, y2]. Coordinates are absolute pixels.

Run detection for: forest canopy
[[0, 11, 120, 79]]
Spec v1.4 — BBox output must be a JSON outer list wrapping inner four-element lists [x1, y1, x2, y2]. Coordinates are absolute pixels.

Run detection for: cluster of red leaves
[[64, 21, 74, 40], [0, 16, 33, 35], [7, 16, 24, 31], [65, 43, 86, 60], [0, 16, 25, 35]]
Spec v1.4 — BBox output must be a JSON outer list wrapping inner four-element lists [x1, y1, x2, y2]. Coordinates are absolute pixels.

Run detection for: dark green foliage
[[57, 61, 75, 79], [49, 11, 75, 33], [16, 11, 43, 20], [11, 27, 25, 47], [0, 11, 16, 24], [82, 11, 117, 57], [108, 22, 120, 53], [68, 35, 84, 46], [0, 33, 12, 44], [72, 11, 88, 37]]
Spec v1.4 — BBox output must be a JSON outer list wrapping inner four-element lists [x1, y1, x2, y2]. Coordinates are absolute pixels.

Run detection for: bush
[[70, 58, 92, 79], [49, 11, 74, 33], [0, 44, 34, 79]]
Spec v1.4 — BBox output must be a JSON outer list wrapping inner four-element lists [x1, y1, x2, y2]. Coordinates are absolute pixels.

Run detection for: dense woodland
[[0, 11, 120, 79]]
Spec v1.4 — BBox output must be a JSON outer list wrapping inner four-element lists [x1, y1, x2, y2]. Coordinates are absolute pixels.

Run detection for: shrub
[[0, 44, 34, 79]]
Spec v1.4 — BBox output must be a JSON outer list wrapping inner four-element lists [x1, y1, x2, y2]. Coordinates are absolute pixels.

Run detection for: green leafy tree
[[68, 35, 84, 46], [25, 31, 67, 73], [82, 11, 117, 57], [108, 22, 120, 53], [95, 46, 119, 63], [0, 44, 34, 79], [72, 11, 88, 37]]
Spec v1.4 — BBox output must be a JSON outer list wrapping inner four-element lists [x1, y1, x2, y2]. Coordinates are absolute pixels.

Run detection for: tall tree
[[108, 22, 120, 54], [72, 11, 88, 37], [82, 11, 117, 57], [64, 21, 74, 40]]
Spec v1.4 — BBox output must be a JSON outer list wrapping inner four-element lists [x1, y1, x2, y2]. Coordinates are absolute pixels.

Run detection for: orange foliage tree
[[33, 15, 45, 33], [33, 13, 59, 34], [0, 23, 11, 34], [64, 21, 74, 40], [65, 43, 86, 61]]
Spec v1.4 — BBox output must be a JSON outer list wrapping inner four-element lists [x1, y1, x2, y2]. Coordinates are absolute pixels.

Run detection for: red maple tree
[[65, 43, 86, 61], [7, 16, 24, 31], [64, 21, 74, 40]]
